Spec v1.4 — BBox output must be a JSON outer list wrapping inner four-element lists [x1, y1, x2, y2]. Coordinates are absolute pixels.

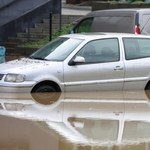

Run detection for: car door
[[123, 37, 150, 90], [64, 38, 125, 92]]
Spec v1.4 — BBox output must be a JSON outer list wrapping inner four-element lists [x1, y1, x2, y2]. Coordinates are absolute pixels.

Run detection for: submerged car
[[1, 33, 150, 93]]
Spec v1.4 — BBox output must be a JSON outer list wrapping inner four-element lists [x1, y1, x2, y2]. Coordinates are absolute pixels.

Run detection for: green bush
[[18, 24, 72, 48]]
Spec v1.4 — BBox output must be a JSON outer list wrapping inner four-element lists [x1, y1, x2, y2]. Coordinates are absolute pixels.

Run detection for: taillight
[[135, 25, 141, 34]]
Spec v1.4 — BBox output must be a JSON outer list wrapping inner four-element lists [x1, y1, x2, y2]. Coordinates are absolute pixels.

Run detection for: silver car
[[1, 33, 150, 93]]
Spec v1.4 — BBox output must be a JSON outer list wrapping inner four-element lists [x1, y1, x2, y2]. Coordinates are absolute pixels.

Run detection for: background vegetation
[[18, 24, 72, 48]]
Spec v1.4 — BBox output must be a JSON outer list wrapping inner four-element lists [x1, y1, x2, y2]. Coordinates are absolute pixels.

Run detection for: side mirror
[[69, 56, 85, 66]]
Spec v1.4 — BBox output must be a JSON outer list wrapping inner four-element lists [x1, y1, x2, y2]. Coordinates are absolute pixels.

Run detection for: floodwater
[[1, 91, 150, 150]]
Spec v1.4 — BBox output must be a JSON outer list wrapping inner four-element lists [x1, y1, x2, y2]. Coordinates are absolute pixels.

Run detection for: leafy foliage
[[18, 24, 72, 48]]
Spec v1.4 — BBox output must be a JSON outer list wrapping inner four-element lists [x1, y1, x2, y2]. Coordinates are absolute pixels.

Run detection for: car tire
[[31, 84, 61, 105], [145, 83, 150, 100], [33, 85, 57, 93]]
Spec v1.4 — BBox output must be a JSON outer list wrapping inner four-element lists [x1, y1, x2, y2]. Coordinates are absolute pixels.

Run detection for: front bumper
[[0, 81, 36, 93]]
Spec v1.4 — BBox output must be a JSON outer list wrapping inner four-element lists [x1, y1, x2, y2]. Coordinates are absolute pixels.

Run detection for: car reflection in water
[[1, 91, 150, 149]]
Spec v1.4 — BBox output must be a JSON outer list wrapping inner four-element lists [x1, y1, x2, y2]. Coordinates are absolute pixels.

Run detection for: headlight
[[4, 74, 25, 82]]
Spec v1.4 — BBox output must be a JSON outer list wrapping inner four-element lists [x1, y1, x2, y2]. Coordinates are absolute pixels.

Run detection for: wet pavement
[[1, 91, 150, 149]]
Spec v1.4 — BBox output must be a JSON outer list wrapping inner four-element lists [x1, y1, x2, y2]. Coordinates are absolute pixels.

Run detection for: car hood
[[0, 58, 58, 74]]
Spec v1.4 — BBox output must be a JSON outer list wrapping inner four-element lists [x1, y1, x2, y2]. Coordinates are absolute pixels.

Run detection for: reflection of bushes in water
[[31, 92, 61, 105]]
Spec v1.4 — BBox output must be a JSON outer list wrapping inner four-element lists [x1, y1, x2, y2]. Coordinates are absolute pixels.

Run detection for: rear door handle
[[114, 66, 123, 71]]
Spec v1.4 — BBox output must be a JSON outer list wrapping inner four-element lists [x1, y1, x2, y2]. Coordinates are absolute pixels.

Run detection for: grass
[[18, 24, 72, 48]]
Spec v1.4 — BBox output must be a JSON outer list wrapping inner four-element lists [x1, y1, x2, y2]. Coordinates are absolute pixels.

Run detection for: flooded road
[[0, 115, 58, 150], [0, 91, 150, 150]]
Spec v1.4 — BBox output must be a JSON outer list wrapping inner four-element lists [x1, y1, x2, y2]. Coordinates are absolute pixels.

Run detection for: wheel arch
[[31, 80, 62, 93], [145, 80, 150, 90]]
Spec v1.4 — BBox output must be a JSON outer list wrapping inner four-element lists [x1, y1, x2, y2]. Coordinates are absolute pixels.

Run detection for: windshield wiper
[[29, 56, 48, 61]]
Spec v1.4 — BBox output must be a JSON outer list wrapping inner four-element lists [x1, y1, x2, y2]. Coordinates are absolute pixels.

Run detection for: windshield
[[30, 37, 83, 61]]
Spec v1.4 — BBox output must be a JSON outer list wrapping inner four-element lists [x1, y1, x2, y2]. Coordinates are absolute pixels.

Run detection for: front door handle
[[114, 66, 123, 71]]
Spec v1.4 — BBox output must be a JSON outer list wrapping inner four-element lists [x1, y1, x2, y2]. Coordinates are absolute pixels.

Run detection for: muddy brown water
[[1, 91, 150, 150]]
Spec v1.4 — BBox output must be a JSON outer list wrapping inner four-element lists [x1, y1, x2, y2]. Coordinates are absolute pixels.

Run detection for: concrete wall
[[0, 0, 60, 27], [0, 0, 15, 9], [0, 0, 61, 45], [92, 1, 150, 11]]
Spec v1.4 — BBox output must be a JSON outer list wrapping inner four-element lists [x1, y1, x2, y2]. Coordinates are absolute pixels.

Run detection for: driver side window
[[76, 38, 120, 64]]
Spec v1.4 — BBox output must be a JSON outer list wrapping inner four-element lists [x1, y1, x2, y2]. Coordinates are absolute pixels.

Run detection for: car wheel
[[145, 82, 150, 99], [31, 85, 61, 105], [33, 85, 57, 93]]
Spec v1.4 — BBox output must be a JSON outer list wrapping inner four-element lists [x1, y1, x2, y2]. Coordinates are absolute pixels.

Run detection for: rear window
[[123, 38, 150, 60], [92, 15, 135, 33]]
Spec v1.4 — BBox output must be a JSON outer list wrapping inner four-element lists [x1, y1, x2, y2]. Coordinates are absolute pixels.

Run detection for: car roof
[[86, 8, 150, 17], [61, 32, 150, 40]]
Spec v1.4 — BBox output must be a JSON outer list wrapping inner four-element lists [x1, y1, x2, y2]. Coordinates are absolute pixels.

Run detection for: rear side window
[[73, 18, 93, 33], [123, 38, 150, 60], [92, 15, 135, 33]]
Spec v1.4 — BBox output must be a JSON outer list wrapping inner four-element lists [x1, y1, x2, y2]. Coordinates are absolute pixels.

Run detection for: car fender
[[32, 74, 64, 91]]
